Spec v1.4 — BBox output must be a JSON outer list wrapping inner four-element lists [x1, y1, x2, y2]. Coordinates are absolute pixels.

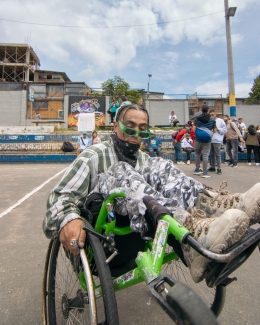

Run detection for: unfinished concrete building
[[0, 43, 40, 82]]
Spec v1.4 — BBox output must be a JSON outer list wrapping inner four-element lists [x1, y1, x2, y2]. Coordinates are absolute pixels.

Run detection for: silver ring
[[70, 239, 78, 247]]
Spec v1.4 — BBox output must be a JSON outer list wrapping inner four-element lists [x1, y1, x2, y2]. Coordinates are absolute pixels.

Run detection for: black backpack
[[61, 141, 74, 152], [172, 129, 181, 141]]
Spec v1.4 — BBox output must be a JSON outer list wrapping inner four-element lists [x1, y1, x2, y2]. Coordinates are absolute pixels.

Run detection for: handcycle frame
[[81, 190, 260, 299]]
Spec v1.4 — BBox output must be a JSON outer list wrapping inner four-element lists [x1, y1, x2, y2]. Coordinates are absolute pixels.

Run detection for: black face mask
[[111, 133, 140, 168]]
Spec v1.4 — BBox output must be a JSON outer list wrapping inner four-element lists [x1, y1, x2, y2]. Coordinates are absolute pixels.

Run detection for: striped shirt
[[43, 139, 149, 238]]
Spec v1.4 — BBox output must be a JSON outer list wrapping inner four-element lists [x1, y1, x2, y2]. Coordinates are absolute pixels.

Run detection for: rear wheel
[[44, 222, 119, 325], [162, 250, 226, 317]]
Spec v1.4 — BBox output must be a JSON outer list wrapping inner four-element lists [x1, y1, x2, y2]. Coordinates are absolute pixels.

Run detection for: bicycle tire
[[166, 282, 220, 325], [162, 248, 226, 317], [45, 221, 119, 325]]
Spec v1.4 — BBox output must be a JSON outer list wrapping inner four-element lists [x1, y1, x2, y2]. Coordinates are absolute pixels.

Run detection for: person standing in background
[[244, 125, 260, 166], [114, 96, 132, 121], [238, 118, 247, 150], [91, 131, 101, 145], [193, 105, 216, 178], [226, 118, 245, 168], [35, 110, 41, 119], [223, 115, 230, 163], [208, 109, 227, 175]]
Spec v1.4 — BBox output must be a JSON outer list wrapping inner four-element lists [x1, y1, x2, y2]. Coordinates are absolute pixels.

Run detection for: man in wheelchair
[[43, 104, 260, 283]]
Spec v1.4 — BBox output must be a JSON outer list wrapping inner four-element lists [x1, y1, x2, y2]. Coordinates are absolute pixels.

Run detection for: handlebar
[[105, 192, 260, 264]]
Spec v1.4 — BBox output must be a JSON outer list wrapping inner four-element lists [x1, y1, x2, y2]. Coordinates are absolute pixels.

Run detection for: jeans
[[174, 142, 183, 162], [194, 141, 211, 173], [226, 139, 238, 165], [246, 145, 259, 163], [148, 148, 161, 157], [209, 143, 222, 168], [183, 148, 193, 161]]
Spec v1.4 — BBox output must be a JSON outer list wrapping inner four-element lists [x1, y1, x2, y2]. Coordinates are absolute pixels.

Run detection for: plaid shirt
[[43, 140, 149, 238]]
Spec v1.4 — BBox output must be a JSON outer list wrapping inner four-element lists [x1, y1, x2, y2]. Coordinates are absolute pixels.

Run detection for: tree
[[101, 76, 142, 104], [246, 75, 260, 104]]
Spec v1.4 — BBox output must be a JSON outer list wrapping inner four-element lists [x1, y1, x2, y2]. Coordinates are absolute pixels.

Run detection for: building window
[[39, 75, 47, 79], [203, 100, 216, 107], [33, 101, 48, 109], [47, 75, 52, 80], [52, 74, 61, 79]]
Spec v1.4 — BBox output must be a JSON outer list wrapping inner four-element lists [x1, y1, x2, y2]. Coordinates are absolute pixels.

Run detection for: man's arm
[[43, 157, 92, 254], [212, 120, 217, 133], [216, 120, 227, 135], [76, 137, 81, 156], [231, 122, 245, 142]]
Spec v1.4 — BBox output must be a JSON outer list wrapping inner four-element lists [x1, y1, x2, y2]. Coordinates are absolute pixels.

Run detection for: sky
[[1, 0, 259, 98]]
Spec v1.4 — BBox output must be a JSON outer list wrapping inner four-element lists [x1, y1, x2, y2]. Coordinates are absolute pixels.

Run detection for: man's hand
[[240, 138, 245, 143], [59, 219, 86, 255]]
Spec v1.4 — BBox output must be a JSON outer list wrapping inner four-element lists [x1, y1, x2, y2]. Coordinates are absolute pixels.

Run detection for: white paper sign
[[78, 113, 95, 132]]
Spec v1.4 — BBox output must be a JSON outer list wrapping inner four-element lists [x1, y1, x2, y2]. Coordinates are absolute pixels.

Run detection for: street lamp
[[147, 74, 152, 99], [224, 0, 237, 117]]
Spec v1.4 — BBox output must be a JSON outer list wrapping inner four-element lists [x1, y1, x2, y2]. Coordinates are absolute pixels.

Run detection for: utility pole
[[147, 74, 152, 99], [224, 0, 237, 117]]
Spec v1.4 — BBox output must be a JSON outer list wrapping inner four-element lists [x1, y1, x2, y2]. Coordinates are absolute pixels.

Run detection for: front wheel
[[166, 282, 220, 325], [163, 254, 226, 317], [43, 221, 119, 325]]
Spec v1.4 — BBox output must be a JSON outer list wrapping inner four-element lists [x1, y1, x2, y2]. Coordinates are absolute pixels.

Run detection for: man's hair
[[201, 104, 209, 113], [224, 114, 230, 119], [209, 109, 215, 113], [238, 117, 242, 120], [119, 95, 127, 102], [116, 104, 150, 126]]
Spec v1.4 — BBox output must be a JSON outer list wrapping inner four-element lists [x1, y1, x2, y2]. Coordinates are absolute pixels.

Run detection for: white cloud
[[212, 72, 221, 78], [248, 65, 260, 78], [195, 80, 252, 98], [191, 52, 209, 60], [0, 0, 258, 94]]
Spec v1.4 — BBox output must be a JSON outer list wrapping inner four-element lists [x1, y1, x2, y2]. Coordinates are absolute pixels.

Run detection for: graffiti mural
[[68, 96, 106, 128]]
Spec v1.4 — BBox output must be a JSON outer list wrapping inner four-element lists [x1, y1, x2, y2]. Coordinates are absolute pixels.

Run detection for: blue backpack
[[195, 127, 213, 142]]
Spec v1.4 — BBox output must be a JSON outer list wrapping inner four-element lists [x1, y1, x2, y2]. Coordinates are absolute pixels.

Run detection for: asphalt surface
[[0, 162, 259, 325]]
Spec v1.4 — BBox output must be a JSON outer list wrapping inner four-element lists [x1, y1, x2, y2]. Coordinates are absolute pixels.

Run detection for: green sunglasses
[[118, 120, 151, 139]]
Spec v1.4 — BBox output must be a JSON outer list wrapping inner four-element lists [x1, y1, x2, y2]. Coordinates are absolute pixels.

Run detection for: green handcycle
[[42, 191, 260, 325]]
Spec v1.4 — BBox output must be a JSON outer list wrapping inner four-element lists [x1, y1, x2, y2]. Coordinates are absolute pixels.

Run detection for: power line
[[0, 10, 224, 29]]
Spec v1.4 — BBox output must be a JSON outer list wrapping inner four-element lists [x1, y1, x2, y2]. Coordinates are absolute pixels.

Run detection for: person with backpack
[[244, 125, 260, 166], [77, 131, 91, 156], [173, 127, 188, 164], [226, 118, 245, 168], [193, 105, 216, 178]]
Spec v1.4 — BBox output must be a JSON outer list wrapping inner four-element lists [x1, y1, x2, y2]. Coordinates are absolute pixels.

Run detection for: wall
[[0, 90, 26, 126], [145, 99, 188, 126], [223, 104, 260, 126]]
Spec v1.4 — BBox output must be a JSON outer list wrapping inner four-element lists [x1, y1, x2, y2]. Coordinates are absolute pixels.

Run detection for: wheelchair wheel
[[44, 222, 119, 325], [166, 282, 220, 325], [162, 250, 226, 318]]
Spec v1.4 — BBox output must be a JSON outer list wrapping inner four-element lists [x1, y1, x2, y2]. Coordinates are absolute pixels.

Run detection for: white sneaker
[[174, 208, 249, 283], [187, 160, 190, 165], [256, 163, 259, 166], [195, 183, 260, 226], [248, 163, 251, 166], [177, 161, 185, 165]]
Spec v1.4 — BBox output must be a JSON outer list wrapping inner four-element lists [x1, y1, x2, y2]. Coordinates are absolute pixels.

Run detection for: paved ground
[[0, 162, 259, 325]]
